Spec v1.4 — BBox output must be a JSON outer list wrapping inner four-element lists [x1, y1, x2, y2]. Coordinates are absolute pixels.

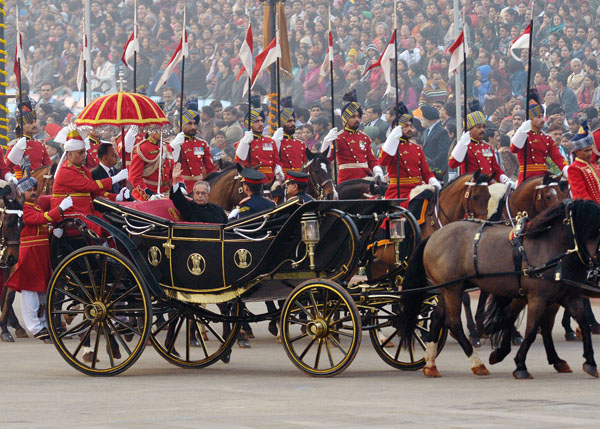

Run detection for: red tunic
[[130, 137, 174, 200], [234, 134, 281, 181], [178, 136, 217, 190], [568, 158, 600, 204], [279, 135, 308, 171], [0, 150, 11, 179], [116, 131, 145, 169], [85, 137, 101, 169], [5, 202, 62, 293], [510, 130, 568, 185], [448, 139, 505, 180], [6, 137, 51, 179], [328, 128, 380, 183], [379, 138, 435, 208], [51, 161, 115, 235]]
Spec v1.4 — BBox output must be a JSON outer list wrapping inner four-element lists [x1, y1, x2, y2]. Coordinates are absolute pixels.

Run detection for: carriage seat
[[117, 199, 183, 222]]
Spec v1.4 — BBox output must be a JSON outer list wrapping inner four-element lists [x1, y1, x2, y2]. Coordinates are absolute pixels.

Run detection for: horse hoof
[[565, 331, 580, 342], [576, 328, 583, 341], [583, 363, 599, 378], [489, 349, 508, 365], [423, 365, 441, 377], [511, 335, 523, 346], [469, 336, 481, 348], [14, 328, 29, 339], [471, 364, 490, 376], [512, 369, 533, 379], [1, 332, 15, 342], [553, 360, 573, 373]]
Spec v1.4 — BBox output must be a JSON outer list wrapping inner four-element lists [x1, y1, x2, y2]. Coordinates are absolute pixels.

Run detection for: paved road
[[1, 301, 600, 428]]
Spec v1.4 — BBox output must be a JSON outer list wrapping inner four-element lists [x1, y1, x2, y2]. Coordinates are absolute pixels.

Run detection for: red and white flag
[[121, 29, 139, 71], [251, 36, 280, 88], [236, 25, 254, 82], [319, 31, 334, 79], [155, 30, 188, 93], [510, 22, 531, 60], [76, 33, 90, 92], [363, 32, 396, 96], [447, 31, 467, 76]]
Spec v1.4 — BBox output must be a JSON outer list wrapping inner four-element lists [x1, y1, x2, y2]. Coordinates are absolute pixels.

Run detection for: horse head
[[0, 183, 22, 268], [304, 150, 337, 200], [531, 172, 564, 216], [462, 170, 492, 220]]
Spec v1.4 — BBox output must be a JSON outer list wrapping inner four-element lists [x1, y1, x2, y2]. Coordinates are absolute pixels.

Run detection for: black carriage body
[[92, 198, 408, 304]]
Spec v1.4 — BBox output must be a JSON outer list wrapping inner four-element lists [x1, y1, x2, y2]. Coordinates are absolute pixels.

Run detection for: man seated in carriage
[[284, 170, 314, 203], [5, 177, 73, 341], [228, 168, 275, 220], [169, 162, 227, 224], [449, 111, 515, 188]]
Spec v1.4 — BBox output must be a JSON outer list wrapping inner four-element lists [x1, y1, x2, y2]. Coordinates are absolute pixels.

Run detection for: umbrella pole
[[157, 131, 163, 197], [121, 126, 127, 188]]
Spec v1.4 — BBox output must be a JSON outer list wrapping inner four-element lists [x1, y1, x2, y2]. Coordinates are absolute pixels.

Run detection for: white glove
[[7, 137, 27, 165], [116, 187, 131, 202], [84, 138, 91, 151], [499, 174, 516, 189], [59, 196, 73, 211], [149, 194, 163, 201], [451, 132, 472, 163], [170, 132, 185, 160], [274, 165, 284, 182], [373, 165, 384, 180], [382, 125, 403, 156], [561, 165, 569, 179], [235, 131, 254, 161], [320, 127, 339, 156], [14, 136, 27, 151], [124, 126, 139, 153], [228, 207, 240, 220], [272, 127, 284, 150], [112, 168, 128, 184], [52, 228, 64, 238], [428, 177, 442, 190], [4, 172, 17, 184], [511, 120, 531, 149]]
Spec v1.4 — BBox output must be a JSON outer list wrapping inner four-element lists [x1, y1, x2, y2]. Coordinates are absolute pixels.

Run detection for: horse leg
[[0, 286, 15, 342], [564, 296, 598, 378], [5, 288, 26, 336], [462, 292, 480, 347], [561, 307, 578, 341], [539, 303, 572, 373], [474, 289, 489, 338], [423, 297, 445, 377], [513, 298, 547, 379], [489, 298, 526, 365], [583, 298, 600, 333]]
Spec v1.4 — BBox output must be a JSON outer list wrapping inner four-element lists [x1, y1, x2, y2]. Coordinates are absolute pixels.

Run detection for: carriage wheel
[[46, 246, 151, 376], [369, 295, 447, 370], [281, 279, 361, 377], [150, 301, 241, 368]]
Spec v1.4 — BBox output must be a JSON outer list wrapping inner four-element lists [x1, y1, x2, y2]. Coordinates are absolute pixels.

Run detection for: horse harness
[[303, 159, 333, 200]]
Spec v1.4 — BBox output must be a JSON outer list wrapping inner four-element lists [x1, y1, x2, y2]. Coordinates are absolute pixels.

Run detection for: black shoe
[[237, 339, 251, 348], [565, 331, 579, 342], [268, 319, 278, 337], [34, 328, 50, 341]]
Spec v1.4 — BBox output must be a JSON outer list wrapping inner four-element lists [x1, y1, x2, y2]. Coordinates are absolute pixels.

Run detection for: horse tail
[[399, 237, 430, 350], [482, 294, 513, 349]]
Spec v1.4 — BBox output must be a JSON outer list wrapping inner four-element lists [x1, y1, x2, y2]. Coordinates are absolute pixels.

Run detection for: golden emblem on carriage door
[[148, 246, 162, 266], [187, 253, 206, 276], [234, 249, 252, 269]]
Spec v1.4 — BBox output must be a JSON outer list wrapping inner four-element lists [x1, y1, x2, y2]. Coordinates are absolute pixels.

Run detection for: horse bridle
[[462, 181, 488, 220], [304, 159, 333, 200]]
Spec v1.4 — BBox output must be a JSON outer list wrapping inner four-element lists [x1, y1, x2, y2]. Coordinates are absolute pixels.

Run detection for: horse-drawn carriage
[[44, 196, 447, 376]]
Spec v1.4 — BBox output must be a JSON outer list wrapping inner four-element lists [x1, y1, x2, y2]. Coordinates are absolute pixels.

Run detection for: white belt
[[339, 162, 369, 170]]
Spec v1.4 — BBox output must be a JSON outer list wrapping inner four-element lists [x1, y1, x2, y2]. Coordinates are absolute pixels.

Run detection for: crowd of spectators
[[6, 0, 600, 177]]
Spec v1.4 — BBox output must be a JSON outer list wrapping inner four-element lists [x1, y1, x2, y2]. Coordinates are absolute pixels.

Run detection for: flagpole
[[393, 0, 400, 198], [463, 42, 468, 173], [327, 7, 337, 185], [453, 0, 462, 139], [133, 0, 137, 92], [15, 6, 23, 133], [523, 16, 534, 181], [82, 14, 87, 106], [178, 5, 186, 132], [275, 5, 281, 129]]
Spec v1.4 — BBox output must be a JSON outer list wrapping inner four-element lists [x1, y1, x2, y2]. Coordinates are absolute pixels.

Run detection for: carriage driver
[[5, 177, 73, 341], [285, 170, 314, 202], [379, 104, 441, 208], [228, 168, 276, 220], [169, 109, 217, 192], [449, 111, 515, 187]]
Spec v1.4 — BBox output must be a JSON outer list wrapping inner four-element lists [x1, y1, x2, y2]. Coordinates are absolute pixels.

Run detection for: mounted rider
[[379, 104, 440, 208], [272, 98, 307, 173], [568, 132, 600, 204], [129, 127, 174, 200], [510, 102, 569, 185], [321, 92, 384, 184], [449, 111, 515, 187], [169, 109, 217, 192]]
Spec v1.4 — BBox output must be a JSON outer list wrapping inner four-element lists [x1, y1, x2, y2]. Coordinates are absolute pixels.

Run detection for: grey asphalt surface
[[1, 301, 600, 428]]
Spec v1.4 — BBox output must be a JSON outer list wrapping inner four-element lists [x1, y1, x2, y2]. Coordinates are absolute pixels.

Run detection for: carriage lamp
[[301, 213, 320, 270], [389, 218, 406, 267]]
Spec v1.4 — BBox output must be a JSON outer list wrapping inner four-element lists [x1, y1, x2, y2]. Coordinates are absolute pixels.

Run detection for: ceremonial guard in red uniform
[[321, 94, 384, 184], [5, 177, 73, 340], [510, 103, 568, 185], [85, 129, 102, 168], [51, 130, 129, 234], [169, 110, 216, 191], [272, 100, 307, 172], [130, 128, 174, 200], [449, 111, 514, 186], [379, 107, 440, 207], [568, 134, 600, 203], [235, 108, 284, 182], [116, 126, 145, 169], [6, 107, 51, 179]]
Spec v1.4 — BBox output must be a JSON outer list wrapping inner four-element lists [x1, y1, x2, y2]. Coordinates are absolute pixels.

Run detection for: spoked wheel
[[46, 246, 151, 376], [369, 295, 447, 370], [281, 279, 361, 377], [150, 301, 241, 368]]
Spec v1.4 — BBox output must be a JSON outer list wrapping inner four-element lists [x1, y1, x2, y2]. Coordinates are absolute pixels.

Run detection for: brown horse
[[400, 200, 600, 379], [302, 151, 336, 200], [31, 164, 57, 196], [336, 178, 387, 199], [206, 165, 245, 211]]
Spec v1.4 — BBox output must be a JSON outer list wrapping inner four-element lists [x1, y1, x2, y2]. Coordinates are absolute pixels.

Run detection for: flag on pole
[[121, 29, 139, 71], [76, 33, 90, 92], [14, 31, 25, 87], [363, 32, 396, 96], [155, 29, 188, 93], [236, 25, 254, 82], [319, 31, 333, 78], [447, 31, 467, 76], [510, 22, 531, 60], [251, 36, 280, 88]]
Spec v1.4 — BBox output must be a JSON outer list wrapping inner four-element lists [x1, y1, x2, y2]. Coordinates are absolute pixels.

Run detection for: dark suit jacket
[[422, 121, 451, 176], [91, 164, 121, 193]]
